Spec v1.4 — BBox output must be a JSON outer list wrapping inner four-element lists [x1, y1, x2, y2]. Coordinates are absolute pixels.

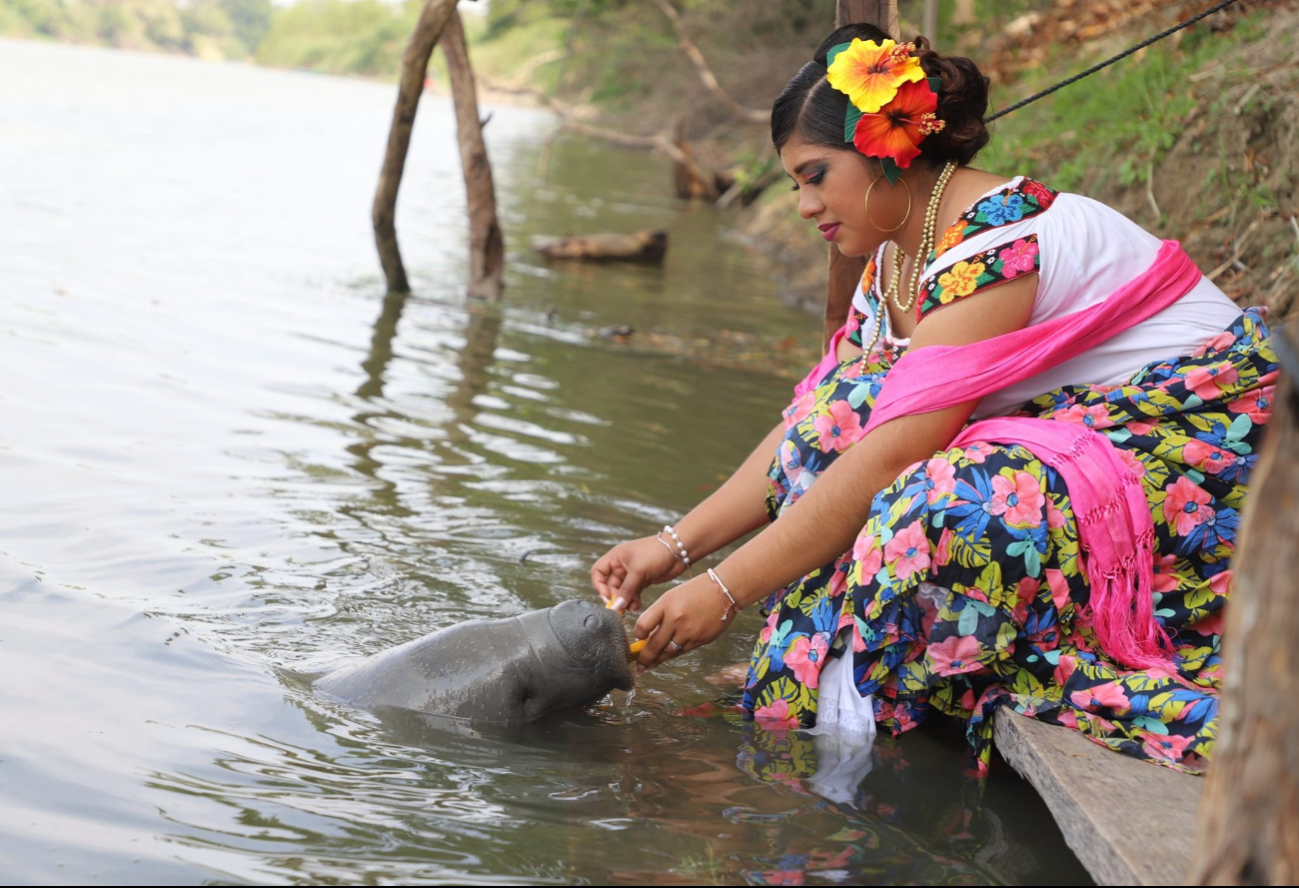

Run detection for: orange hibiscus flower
[[851, 79, 943, 169], [826, 38, 924, 114], [933, 223, 965, 258]]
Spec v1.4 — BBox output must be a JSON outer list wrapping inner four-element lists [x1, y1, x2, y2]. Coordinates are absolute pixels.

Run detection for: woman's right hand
[[590, 535, 686, 613]]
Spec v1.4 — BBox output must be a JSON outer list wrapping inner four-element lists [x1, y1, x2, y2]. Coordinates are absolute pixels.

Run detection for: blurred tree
[[216, 0, 271, 53]]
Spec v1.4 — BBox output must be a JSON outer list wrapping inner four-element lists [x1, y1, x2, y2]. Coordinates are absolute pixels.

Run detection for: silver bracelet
[[706, 568, 740, 622], [652, 534, 678, 562], [654, 529, 694, 578]]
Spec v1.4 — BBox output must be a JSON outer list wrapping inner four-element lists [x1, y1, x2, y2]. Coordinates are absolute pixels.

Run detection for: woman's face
[[780, 134, 905, 258]]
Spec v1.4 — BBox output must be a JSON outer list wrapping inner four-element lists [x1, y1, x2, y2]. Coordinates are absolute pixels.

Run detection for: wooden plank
[[994, 712, 1201, 886]]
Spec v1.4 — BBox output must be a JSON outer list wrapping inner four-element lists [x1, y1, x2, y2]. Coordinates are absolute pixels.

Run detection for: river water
[[0, 39, 1090, 885]]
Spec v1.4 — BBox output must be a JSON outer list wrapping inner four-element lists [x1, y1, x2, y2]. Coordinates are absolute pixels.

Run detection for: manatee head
[[516, 599, 635, 720]]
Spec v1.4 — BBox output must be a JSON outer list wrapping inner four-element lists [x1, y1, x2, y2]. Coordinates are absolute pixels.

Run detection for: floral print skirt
[[741, 308, 1277, 772]]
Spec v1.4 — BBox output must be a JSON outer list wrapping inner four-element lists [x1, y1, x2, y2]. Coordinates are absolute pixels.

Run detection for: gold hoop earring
[[865, 175, 912, 233]]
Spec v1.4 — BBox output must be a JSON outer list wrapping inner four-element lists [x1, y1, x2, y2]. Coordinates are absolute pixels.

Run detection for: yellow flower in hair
[[937, 261, 985, 302], [826, 38, 925, 114]]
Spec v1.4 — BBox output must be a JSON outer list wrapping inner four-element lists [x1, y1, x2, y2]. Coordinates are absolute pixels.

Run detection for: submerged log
[[533, 230, 668, 263], [1188, 329, 1299, 885], [443, 10, 504, 302]]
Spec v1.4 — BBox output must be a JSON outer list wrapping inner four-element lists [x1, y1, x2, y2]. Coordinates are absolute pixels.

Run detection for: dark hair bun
[[912, 36, 990, 166]]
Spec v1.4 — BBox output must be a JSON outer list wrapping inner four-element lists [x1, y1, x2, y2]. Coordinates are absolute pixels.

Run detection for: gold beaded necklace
[[860, 160, 959, 356]]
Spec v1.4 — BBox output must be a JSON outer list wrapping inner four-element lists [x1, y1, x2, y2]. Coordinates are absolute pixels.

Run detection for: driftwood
[[372, 0, 457, 294], [483, 75, 731, 204], [1188, 332, 1299, 885], [671, 116, 734, 200], [443, 11, 504, 301], [533, 230, 668, 263], [824, 1, 899, 348]]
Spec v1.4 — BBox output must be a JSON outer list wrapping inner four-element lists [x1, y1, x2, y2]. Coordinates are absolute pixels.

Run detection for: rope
[[987, 0, 1241, 122]]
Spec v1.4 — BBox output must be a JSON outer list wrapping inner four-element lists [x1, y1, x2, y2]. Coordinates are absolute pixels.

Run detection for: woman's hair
[[771, 24, 991, 167]]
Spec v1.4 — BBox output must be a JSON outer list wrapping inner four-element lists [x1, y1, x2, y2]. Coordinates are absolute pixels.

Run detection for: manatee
[[316, 599, 635, 724]]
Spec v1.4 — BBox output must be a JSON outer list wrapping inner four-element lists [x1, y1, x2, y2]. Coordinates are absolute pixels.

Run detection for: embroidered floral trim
[[845, 254, 879, 348], [931, 178, 1057, 264], [919, 234, 1041, 318]]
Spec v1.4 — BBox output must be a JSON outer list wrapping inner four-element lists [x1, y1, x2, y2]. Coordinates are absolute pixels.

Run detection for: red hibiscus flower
[[851, 79, 941, 169]]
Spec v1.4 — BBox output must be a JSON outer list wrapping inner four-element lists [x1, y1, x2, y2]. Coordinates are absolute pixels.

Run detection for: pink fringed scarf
[[808, 241, 1203, 668]]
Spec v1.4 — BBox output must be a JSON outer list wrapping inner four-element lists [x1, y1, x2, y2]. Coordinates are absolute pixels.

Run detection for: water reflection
[[141, 684, 1056, 885]]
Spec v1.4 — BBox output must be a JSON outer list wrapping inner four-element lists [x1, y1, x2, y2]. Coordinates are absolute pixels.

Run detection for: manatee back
[[315, 616, 531, 722]]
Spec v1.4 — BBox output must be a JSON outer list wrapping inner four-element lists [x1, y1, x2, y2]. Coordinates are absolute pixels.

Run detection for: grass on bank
[[979, 10, 1276, 195]]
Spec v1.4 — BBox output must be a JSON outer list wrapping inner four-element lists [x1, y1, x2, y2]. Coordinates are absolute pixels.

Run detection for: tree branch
[[372, 0, 458, 294], [481, 76, 722, 199], [651, 0, 769, 124], [444, 10, 505, 301]]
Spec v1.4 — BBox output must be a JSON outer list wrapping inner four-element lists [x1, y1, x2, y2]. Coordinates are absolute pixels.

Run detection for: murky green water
[[0, 39, 1091, 885]]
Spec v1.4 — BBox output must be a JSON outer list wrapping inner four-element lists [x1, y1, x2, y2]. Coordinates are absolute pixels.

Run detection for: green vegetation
[[253, 0, 420, 77], [0, 0, 272, 59], [980, 11, 1274, 194]]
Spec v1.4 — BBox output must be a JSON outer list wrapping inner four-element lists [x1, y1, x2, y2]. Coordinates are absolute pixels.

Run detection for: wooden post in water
[[825, 1, 898, 349], [1188, 330, 1299, 885], [444, 10, 505, 302], [372, 0, 458, 294]]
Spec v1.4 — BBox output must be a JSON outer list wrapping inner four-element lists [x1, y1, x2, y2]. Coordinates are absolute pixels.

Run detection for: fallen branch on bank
[[651, 0, 769, 124], [479, 76, 731, 201]]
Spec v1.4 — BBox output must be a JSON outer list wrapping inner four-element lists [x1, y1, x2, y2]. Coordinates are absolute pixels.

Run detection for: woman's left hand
[[632, 575, 735, 672]]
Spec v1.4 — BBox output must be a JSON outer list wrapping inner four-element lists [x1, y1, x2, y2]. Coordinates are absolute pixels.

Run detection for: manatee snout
[[546, 598, 636, 694]]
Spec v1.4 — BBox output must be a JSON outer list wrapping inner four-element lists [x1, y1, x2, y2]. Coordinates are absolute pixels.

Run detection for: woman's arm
[[591, 419, 786, 611], [631, 274, 1040, 669], [674, 419, 789, 558]]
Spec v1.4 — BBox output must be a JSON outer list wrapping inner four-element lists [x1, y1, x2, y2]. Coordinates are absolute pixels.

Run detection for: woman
[[590, 24, 1276, 772]]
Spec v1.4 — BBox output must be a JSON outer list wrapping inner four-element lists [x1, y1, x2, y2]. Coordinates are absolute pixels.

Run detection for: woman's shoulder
[[931, 174, 1060, 263], [915, 176, 1059, 317]]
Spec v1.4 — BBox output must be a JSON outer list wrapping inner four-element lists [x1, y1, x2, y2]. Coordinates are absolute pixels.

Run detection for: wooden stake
[[1188, 336, 1299, 885], [444, 10, 505, 302], [826, 1, 898, 349], [372, 0, 457, 295]]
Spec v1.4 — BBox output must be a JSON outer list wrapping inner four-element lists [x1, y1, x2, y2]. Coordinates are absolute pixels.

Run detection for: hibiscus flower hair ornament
[[825, 38, 946, 184]]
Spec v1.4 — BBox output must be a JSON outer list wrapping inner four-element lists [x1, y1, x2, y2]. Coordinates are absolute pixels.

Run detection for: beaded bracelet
[[706, 568, 741, 622], [657, 524, 695, 577], [662, 524, 690, 567]]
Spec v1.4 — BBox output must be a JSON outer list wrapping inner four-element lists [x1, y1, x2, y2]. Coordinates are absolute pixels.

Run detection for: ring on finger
[[667, 640, 683, 653]]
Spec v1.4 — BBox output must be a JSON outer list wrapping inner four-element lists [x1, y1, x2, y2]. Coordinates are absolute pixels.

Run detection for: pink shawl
[[804, 240, 1202, 668]]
